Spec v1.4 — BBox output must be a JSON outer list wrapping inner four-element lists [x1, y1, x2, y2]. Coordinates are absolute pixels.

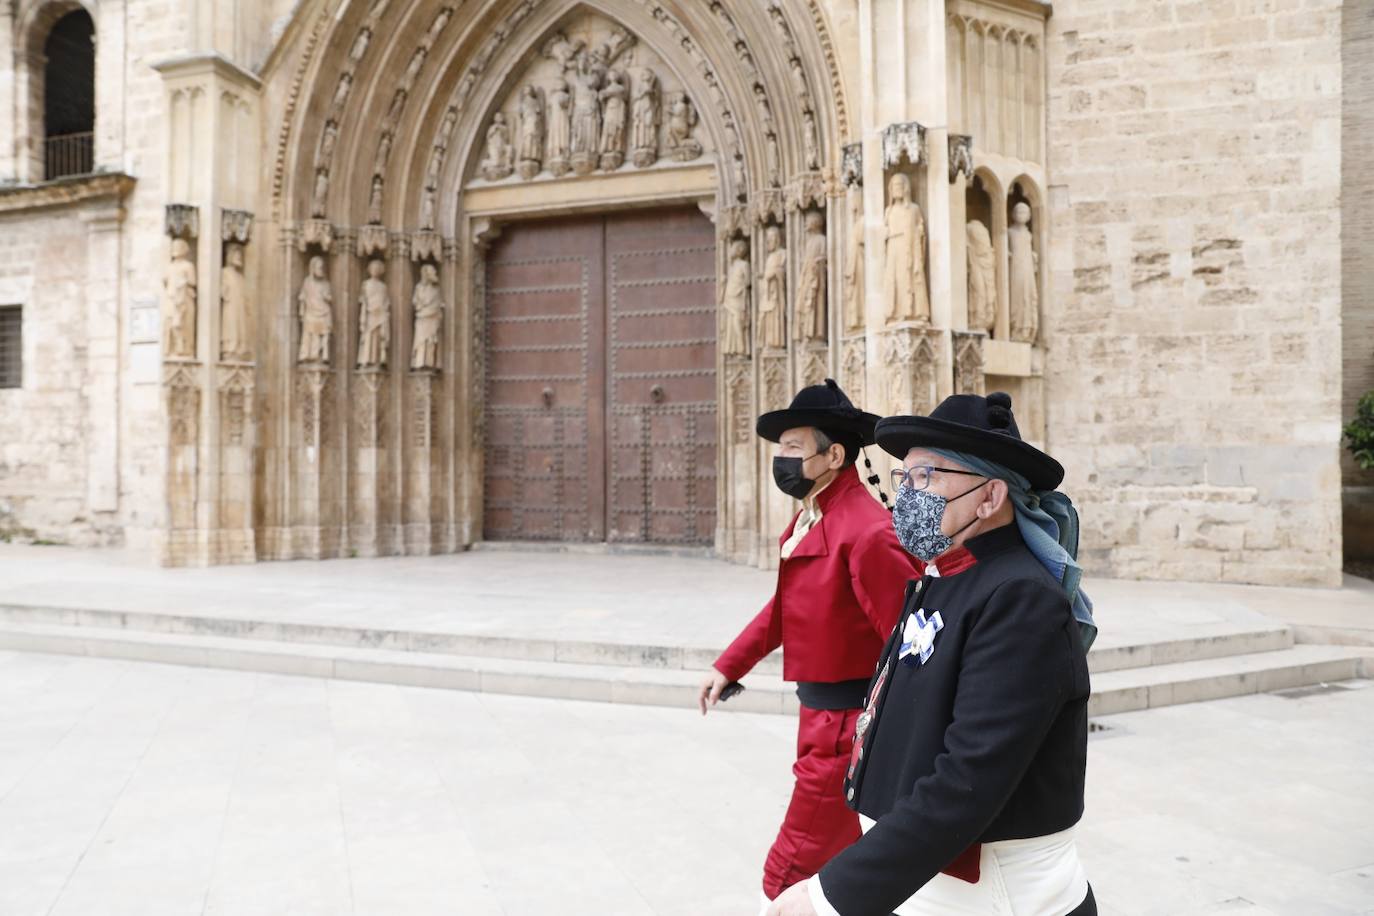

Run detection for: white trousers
[[858, 816, 1089, 916]]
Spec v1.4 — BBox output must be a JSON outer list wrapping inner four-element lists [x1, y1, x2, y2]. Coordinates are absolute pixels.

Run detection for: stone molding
[[0, 173, 136, 216]]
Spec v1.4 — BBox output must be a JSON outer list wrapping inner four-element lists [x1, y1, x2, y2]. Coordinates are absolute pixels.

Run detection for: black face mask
[[773, 454, 820, 500]]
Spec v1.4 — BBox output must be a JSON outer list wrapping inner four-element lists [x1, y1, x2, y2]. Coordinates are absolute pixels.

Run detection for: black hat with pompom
[[874, 392, 1064, 490]]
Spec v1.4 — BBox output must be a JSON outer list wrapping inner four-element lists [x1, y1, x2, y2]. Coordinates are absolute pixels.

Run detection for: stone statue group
[[298, 256, 444, 371], [714, 175, 1039, 359], [480, 28, 700, 182]]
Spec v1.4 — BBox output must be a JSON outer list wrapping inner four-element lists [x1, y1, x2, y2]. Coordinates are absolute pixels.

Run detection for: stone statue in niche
[[720, 238, 750, 356], [598, 69, 628, 171], [760, 225, 787, 350], [966, 219, 996, 335], [220, 242, 249, 361], [349, 28, 371, 63], [630, 68, 660, 167], [411, 263, 444, 370], [882, 172, 930, 324], [419, 186, 437, 231], [1008, 202, 1039, 343], [789, 57, 809, 103], [481, 113, 513, 181], [297, 255, 333, 364], [796, 210, 827, 342], [802, 109, 820, 171], [163, 237, 197, 359], [665, 92, 702, 161], [373, 133, 393, 176], [331, 73, 352, 111], [517, 86, 544, 179], [843, 191, 865, 332], [316, 121, 338, 168], [547, 78, 572, 176], [357, 258, 390, 368], [310, 169, 329, 218], [569, 54, 604, 174], [766, 132, 782, 185], [367, 176, 384, 225]]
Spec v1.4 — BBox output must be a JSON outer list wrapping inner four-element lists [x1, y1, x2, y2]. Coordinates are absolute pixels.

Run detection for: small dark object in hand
[[719, 681, 745, 702]]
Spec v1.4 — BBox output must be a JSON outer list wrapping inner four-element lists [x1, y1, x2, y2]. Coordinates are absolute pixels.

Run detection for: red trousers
[[762, 706, 863, 900]]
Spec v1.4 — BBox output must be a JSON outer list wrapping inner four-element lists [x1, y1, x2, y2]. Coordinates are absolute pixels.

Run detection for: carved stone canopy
[[841, 143, 863, 187], [949, 134, 974, 182], [297, 219, 335, 253], [785, 172, 827, 212], [881, 121, 926, 168], [221, 209, 253, 244], [751, 188, 786, 227], [165, 204, 199, 239]]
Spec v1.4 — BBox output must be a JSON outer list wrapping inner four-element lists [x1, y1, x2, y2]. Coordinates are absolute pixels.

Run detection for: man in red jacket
[[697, 379, 921, 910]]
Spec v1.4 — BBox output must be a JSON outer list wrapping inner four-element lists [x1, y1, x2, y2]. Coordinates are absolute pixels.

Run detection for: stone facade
[[1046, 0, 1352, 587], [1342, 3, 1374, 566], [0, 0, 1364, 588]]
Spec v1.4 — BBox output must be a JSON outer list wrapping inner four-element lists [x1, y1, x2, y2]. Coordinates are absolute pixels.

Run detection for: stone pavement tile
[[47, 861, 214, 916], [0, 857, 71, 916]]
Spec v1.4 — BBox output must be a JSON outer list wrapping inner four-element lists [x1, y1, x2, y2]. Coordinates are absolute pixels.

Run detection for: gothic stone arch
[[259, 0, 850, 566]]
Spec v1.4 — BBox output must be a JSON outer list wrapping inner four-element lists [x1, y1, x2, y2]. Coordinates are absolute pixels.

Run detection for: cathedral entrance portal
[[482, 207, 718, 545]]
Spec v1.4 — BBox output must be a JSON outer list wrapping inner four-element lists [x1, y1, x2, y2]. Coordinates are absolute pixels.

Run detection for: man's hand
[[696, 667, 730, 715], [766, 880, 819, 916]]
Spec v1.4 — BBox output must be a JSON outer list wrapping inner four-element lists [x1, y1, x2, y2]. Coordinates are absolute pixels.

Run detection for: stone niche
[[470, 12, 714, 186]]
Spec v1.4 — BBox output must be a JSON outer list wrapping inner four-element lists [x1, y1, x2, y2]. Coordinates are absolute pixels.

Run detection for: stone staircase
[[0, 603, 1367, 718]]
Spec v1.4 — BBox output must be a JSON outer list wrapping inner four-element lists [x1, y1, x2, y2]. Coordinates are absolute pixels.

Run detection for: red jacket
[[715, 465, 924, 683]]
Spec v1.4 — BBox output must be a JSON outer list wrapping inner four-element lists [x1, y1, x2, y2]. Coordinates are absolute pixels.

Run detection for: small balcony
[[44, 131, 94, 181]]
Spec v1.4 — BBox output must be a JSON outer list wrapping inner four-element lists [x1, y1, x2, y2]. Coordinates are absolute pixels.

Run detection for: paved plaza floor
[[1, 651, 1371, 916]]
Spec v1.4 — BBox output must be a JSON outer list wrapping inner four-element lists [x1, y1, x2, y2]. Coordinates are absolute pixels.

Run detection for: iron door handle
[[650, 384, 665, 403]]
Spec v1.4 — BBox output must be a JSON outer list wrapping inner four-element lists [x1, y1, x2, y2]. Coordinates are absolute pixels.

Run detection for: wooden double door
[[483, 207, 718, 545]]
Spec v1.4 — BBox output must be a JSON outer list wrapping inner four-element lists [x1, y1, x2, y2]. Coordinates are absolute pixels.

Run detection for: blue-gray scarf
[[929, 447, 1097, 651]]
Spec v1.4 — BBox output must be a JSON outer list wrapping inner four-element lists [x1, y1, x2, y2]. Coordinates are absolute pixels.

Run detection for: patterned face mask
[[892, 478, 987, 561]]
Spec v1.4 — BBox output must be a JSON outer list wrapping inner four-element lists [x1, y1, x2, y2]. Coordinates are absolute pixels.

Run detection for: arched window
[[43, 9, 95, 180]]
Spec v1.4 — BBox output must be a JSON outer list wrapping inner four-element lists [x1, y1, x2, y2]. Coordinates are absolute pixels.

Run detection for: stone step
[[1089, 644, 1372, 716], [0, 603, 1293, 677], [0, 622, 1365, 719]]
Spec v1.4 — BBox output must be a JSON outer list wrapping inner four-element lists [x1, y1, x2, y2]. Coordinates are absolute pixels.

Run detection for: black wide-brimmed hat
[[875, 392, 1064, 491], [756, 379, 880, 446]]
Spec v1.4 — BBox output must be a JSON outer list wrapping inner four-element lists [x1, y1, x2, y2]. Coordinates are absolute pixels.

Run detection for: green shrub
[[1345, 391, 1374, 471]]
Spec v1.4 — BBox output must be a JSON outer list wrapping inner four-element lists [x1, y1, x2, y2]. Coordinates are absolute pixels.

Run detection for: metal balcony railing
[[44, 131, 94, 180]]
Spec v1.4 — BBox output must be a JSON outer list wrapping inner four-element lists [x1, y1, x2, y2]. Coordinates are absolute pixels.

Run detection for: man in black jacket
[[768, 392, 1098, 916]]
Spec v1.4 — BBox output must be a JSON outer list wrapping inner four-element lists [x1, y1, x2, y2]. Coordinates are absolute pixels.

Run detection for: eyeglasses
[[890, 465, 985, 492]]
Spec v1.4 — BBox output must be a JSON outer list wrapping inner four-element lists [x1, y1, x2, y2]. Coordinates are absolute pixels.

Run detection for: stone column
[[716, 202, 755, 563], [292, 221, 338, 560], [403, 238, 447, 555], [214, 209, 256, 563], [82, 200, 125, 518], [350, 231, 389, 557], [153, 54, 261, 565]]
